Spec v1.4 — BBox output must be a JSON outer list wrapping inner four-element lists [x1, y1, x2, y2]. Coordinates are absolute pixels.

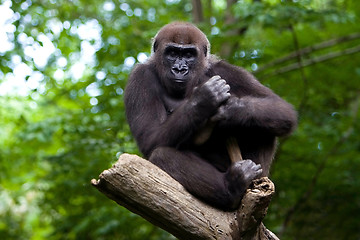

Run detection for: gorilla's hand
[[190, 75, 230, 116], [203, 75, 231, 105], [211, 97, 245, 123]]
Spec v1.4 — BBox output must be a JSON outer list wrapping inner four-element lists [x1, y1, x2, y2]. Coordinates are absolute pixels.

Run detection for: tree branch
[[91, 153, 279, 240], [258, 44, 360, 79], [255, 32, 360, 73]]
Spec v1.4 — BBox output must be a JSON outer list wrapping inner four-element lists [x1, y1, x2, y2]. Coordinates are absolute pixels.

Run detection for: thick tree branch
[[92, 154, 279, 240]]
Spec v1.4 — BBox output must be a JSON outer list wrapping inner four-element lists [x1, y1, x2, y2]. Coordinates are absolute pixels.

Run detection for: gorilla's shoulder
[[209, 56, 241, 71], [208, 57, 245, 76], [130, 61, 158, 80], [132, 61, 154, 73]]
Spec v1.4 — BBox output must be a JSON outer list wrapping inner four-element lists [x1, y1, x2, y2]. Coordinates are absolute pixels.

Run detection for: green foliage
[[0, 0, 359, 239]]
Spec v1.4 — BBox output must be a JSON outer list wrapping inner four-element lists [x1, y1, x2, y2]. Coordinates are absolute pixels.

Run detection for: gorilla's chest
[[161, 94, 185, 115]]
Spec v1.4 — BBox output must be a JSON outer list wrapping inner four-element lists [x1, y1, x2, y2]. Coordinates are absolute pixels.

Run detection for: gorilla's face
[[161, 43, 199, 97]]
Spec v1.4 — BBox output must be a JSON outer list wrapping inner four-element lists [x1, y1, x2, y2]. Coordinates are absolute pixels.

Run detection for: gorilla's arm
[[212, 61, 297, 136], [125, 65, 229, 157]]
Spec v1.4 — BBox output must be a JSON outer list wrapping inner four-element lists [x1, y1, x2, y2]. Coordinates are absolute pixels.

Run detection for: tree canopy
[[0, 0, 359, 239]]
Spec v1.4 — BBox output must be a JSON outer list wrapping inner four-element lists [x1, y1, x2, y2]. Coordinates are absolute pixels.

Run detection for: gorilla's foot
[[225, 160, 263, 208]]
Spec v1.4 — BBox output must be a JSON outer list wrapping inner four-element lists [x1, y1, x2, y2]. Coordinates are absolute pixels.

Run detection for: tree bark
[[91, 153, 279, 240]]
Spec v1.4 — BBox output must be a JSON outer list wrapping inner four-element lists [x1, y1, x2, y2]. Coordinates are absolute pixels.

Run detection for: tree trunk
[[91, 153, 279, 240], [192, 0, 204, 23]]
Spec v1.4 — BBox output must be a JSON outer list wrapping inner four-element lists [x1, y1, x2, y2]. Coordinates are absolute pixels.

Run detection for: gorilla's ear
[[153, 40, 158, 52]]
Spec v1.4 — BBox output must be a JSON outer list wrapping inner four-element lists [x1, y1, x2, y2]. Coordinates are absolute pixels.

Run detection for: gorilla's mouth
[[174, 79, 186, 83]]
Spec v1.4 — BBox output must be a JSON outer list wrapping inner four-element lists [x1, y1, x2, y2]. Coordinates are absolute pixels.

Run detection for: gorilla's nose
[[172, 63, 189, 75]]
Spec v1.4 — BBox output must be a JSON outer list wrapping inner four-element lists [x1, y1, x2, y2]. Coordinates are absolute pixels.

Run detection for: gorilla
[[124, 22, 297, 211]]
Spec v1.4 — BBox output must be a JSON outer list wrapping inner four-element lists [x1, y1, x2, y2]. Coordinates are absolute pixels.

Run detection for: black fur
[[124, 22, 297, 210]]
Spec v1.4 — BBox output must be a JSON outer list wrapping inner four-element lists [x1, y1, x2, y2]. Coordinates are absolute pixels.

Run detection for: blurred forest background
[[0, 0, 359, 239]]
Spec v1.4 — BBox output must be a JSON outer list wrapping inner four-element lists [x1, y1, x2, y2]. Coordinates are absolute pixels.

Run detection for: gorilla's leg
[[149, 147, 248, 210]]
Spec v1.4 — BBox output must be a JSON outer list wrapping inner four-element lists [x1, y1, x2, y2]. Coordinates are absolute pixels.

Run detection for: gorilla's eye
[[183, 49, 197, 59], [165, 46, 197, 61], [165, 48, 178, 60], [185, 52, 194, 58], [169, 51, 177, 57]]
